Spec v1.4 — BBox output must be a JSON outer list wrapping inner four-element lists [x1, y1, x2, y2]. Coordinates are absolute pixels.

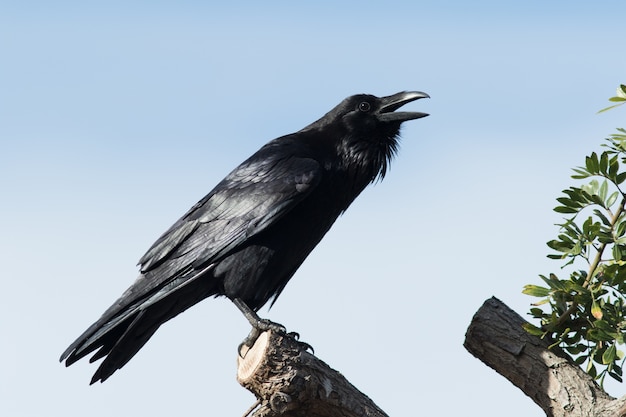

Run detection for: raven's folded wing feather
[[139, 154, 321, 272]]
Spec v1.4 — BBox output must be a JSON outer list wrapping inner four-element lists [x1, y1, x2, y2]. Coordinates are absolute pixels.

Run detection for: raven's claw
[[285, 331, 314, 353]]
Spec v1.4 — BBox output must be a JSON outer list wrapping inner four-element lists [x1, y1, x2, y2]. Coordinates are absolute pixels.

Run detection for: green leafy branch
[[523, 143, 626, 386], [523, 87, 626, 386]]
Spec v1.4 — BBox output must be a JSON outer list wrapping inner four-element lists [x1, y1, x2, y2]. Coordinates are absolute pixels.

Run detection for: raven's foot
[[240, 318, 286, 349], [238, 326, 314, 356], [233, 298, 313, 355]]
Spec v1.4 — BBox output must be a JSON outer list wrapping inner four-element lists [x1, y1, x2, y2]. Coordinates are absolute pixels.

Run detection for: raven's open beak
[[377, 91, 429, 123]]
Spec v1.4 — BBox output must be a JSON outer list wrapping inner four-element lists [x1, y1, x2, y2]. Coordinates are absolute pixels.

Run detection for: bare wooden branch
[[465, 297, 626, 417], [237, 331, 389, 417]]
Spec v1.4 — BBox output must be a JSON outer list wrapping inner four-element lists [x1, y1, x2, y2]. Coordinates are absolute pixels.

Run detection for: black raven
[[60, 91, 429, 384]]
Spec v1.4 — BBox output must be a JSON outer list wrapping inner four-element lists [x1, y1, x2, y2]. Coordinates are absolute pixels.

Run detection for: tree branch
[[237, 331, 389, 417], [556, 197, 626, 327], [464, 297, 626, 416]]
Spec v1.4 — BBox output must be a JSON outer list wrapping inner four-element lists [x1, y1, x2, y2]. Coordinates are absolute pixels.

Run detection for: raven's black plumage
[[60, 91, 429, 383]]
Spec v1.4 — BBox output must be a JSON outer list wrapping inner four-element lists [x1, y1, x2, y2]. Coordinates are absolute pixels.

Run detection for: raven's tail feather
[[61, 270, 218, 383], [90, 309, 159, 384]]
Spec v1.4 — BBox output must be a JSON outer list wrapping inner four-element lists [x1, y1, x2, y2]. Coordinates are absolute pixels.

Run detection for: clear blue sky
[[2, 1, 626, 416]]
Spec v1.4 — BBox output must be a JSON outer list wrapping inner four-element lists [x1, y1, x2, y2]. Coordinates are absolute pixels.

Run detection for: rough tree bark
[[236, 330, 389, 417], [464, 297, 626, 416]]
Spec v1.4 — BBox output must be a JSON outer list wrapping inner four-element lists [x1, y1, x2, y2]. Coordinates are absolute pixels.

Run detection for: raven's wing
[[60, 146, 322, 377], [139, 153, 321, 274]]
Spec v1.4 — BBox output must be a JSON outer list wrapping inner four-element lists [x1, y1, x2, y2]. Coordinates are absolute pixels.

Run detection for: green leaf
[[580, 189, 594, 202], [593, 209, 611, 226], [563, 187, 588, 203], [539, 274, 571, 291], [522, 322, 544, 336], [556, 197, 578, 208], [586, 153, 599, 173], [598, 232, 614, 244], [558, 232, 575, 244], [582, 216, 593, 234], [562, 279, 586, 293], [598, 104, 625, 113], [603, 344, 617, 365], [600, 152, 609, 174], [591, 194, 605, 206], [529, 307, 544, 317], [572, 168, 591, 179], [599, 180, 608, 203], [609, 156, 619, 177], [566, 343, 587, 355], [606, 191, 619, 208], [609, 372, 623, 383], [554, 206, 579, 214], [616, 172, 626, 184], [593, 319, 615, 333], [582, 179, 600, 197], [547, 239, 570, 252], [588, 328, 615, 342], [523, 285, 550, 297], [587, 361, 597, 378], [617, 220, 626, 237], [574, 355, 588, 365]]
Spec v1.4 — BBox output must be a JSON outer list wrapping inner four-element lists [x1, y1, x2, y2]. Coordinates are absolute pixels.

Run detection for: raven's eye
[[358, 102, 371, 112]]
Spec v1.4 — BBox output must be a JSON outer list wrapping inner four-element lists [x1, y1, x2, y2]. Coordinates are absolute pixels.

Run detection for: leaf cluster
[[524, 136, 626, 386]]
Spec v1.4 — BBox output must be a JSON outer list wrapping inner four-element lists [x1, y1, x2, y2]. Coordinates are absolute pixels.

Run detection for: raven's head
[[339, 91, 429, 136], [319, 91, 429, 184]]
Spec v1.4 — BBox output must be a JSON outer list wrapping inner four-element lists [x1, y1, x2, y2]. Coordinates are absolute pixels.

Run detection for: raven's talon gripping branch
[[238, 330, 260, 356], [294, 339, 315, 354], [238, 328, 314, 357], [286, 331, 300, 340], [284, 331, 314, 352], [257, 319, 286, 334]]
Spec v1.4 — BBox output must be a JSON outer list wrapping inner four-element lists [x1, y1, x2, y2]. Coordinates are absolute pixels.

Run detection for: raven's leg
[[233, 298, 286, 347], [232, 298, 314, 354]]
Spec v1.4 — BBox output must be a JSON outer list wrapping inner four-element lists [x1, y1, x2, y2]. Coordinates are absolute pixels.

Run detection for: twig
[[555, 197, 626, 327]]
